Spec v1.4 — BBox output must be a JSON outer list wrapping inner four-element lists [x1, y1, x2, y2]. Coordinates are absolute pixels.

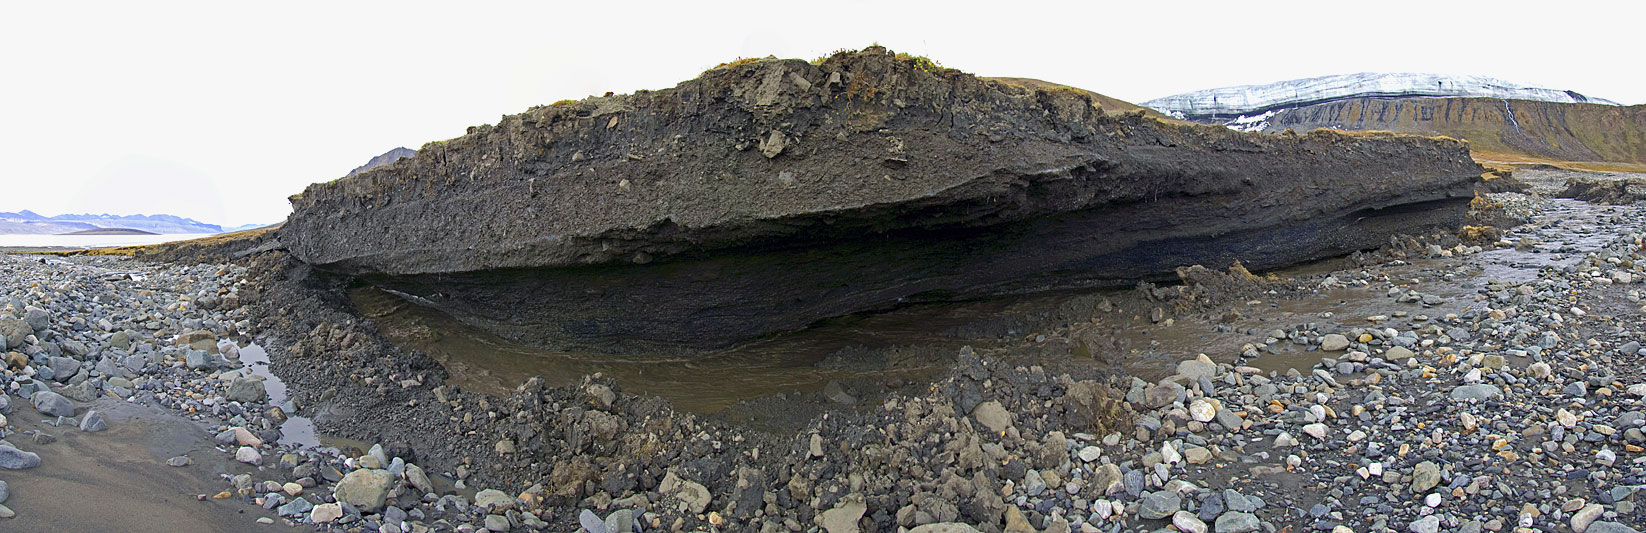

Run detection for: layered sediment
[[282, 47, 1482, 351]]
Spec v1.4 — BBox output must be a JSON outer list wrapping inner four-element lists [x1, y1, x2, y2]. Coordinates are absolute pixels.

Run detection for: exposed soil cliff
[[1259, 96, 1646, 166], [281, 47, 1482, 351]]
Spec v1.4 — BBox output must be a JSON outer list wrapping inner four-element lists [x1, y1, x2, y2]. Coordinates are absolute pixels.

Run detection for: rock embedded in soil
[[335, 468, 395, 512], [29, 391, 74, 417], [820, 501, 867, 533], [0, 445, 40, 470], [225, 377, 266, 403], [78, 410, 107, 432], [281, 46, 1482, 351]]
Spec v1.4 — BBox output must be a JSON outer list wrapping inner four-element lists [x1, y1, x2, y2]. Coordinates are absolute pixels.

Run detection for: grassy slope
[[27, 226, 278, 258]]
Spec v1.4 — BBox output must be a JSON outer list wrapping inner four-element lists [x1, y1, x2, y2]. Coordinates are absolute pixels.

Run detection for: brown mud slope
[[1262, 96, 1646, 166], [282, 47, 1482, 352]]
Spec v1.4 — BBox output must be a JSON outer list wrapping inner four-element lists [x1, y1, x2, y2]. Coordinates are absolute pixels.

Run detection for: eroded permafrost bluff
[[281, 47, 1483, 352]]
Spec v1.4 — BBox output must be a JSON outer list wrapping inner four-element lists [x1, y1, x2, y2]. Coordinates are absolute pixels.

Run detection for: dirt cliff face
[[1261, 97, 1646, 165], [281, 47, 1482, 351]]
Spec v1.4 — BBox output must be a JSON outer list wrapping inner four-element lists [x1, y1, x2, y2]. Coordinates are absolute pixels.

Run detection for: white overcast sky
[[3, 0, 1641, 228]]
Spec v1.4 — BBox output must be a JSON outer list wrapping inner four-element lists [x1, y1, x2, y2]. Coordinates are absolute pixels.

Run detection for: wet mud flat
[[1, 399, 251, 533]]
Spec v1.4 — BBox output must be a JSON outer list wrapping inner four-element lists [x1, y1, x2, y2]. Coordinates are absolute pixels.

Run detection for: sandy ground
[[4, 399, 262, 532]]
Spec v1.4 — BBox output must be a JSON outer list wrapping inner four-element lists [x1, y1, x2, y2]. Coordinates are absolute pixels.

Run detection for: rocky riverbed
[[2, 170, 1645, 532]]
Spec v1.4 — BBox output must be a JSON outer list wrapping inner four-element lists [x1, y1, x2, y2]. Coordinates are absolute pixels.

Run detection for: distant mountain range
[[1145, 73, 1644, 168], [0, 210, 225, 235], [346, 147, 416, 177]]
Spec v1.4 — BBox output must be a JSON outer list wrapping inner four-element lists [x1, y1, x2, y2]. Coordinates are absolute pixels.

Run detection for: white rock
[[235, 446, 261, 465], [1460, 412, 1479, 431], [1172, 511, 1208, 533], [1078, 446, 1102, 463], [1528, 362, 1552, 379], [1274, 432, 1298, 447], [1557, 408, 1579, 428], [1302, 423, 1328, 440], [1464, 368, 1482, 383], [1161, 442, 1182, 465], [1628, 383, 1646, 397], [1188, 400, 1216, 423], [1425, 493, 1442, 507]]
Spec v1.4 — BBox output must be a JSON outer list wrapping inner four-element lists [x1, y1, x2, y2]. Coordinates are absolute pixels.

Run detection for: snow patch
[[1224, 110, 1279, 132]]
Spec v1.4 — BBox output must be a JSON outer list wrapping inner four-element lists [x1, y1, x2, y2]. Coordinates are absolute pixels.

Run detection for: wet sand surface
[[3, 399, 256, 532]]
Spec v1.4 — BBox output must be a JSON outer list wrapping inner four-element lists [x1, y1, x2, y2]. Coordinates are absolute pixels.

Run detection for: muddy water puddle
[[351, 199, 1626, 415], [236, 343, 370, 452], [352, 286, 998, 414]]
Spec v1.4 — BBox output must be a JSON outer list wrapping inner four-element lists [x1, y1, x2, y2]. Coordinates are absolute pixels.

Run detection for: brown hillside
[[1262, 96, 1646, 168], [985, 77, 1182, 122]]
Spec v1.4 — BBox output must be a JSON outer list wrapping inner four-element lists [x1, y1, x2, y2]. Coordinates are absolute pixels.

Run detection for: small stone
[[1410, 515, 1441, 533], [475, 488, 516, 511], [1077, 446, 1102, 462], [1177, 358, 1218, 380], [973, 401, 1011, 432], [1188, 399, 1217, 422], [276, 496, 312, 517], [235, 446, 261, 465], [78, 410, 108, 432], [310, 502, 342, 523], [1274, 432, 1298, 447], [167, 456, 191, 467], [230, 427, 262, 447], [0, 446, 39, 470], [1529, 362, 1553, 379], [1173, 511, 1209, 533], [1302, 423, 1328, 440], [30, 391, 75, 418], [1138, 491, 1181, 520], [1161, 442, 1182, 465], [226, 378, 267, 403], [1411, 461, 1441, 493], [820, 501, 866, 533], [1450, 384, 1502, 401], [1572, 504, 1604, 532], [1145, 381, 1186, 408], [405, 463, 434, 495], [484, 514, 511, 531], [1425, 493, 1442, 507], [1214, 512, 1261, 533], [1558, 408, 1579, 428], [579, 509, 607, 533], [334, 469, 395, 512], [1320, 334, 1350, 351]]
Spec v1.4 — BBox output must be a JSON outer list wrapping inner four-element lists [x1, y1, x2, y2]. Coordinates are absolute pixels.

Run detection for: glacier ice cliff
[[1144, 72, 1618, 119]]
